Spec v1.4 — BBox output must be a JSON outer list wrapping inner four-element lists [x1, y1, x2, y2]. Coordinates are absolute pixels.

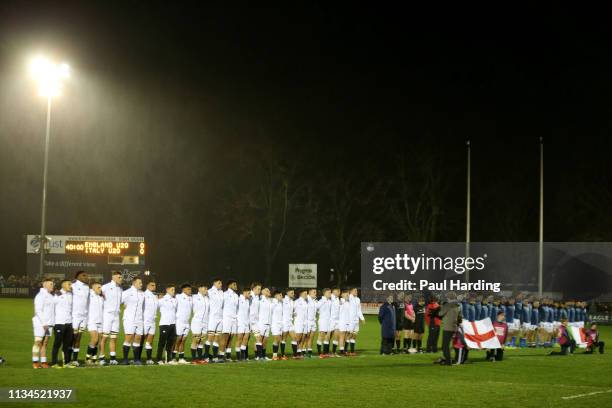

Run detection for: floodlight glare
[[29, 56, 70, 98], [29, 54, 72, 277]]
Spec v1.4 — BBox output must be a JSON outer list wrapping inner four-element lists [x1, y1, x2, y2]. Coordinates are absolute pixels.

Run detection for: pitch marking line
[[561, 389, 612, 400]]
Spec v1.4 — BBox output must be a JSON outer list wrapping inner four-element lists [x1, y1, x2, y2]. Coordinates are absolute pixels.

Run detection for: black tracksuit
[[156, 324, 176, 361], [51, 323, 73, 365]]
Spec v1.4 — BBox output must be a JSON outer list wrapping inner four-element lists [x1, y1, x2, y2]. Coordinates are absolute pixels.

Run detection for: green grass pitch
[[0, 298, 611, 407]]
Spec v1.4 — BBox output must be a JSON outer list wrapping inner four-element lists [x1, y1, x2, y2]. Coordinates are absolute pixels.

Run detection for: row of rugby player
[[31, 270, 365, 368]]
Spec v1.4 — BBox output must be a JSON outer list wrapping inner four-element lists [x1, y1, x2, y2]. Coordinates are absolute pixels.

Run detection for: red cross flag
[[461, 318, 502, 349]]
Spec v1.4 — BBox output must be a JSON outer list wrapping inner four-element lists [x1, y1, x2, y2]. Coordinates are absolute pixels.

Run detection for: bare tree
[[389, 150, 448, 241], [217, 146, 300, 284], [306, 173, 385, 286]]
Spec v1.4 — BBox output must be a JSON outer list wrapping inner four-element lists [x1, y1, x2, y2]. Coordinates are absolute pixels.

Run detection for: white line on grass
[[561, 389, 612, 400]]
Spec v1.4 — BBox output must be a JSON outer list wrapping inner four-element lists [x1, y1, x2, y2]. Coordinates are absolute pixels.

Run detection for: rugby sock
[[324, 341, 330, 354], [262, 348, 267, 358], [345, 341, 349, 351], [332, 342, 338, 353], [191, 348, 197, 360], [197, 345, 203, 359], [133, 343, 142, 361], [235, 348, 240, 360], [86, 346, 94, 360], [273, 343, 279, 356], [317, 341, 322, 354], [280, 341, 286, 356], [179, 352, 185, 360], [240, 345, 247, 360], [72, 348, 80, 361], [204, 341, 211, 358], [245, 345, 249, 359], [212, 342, 219, 358], [109, 351, 116, 361], [33, 356, 39, 362], [122, 343, 131, 361], [92, 347, 97, 361], [350, 340, 355, 353], [145, 343, 153, 360], [307, 348, 312, 357], [172, 351, 177, 360], [291, 341, 298, 355], [256, 343, 262, 358], [41, 357, 47, 363]]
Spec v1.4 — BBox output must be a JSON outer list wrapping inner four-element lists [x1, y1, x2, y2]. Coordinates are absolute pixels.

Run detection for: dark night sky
[[1, 2, 612, 285]]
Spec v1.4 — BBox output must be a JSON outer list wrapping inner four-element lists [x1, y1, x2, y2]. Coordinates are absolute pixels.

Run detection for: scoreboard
[[26, 235, 146, 281]]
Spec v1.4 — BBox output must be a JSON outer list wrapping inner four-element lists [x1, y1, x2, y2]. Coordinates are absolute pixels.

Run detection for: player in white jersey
[[85, 282, 103, 365], [337, 288, 352, 356], [143, 281, 159, 364], [51, 279, 73, 368], [316, 288, 332, 357], [270, 290, 284, 360], [236, 287, 252, 361], [31, 278, 55, 369], [249, 282, 262, 360], [329, 287, 341, 354], [220, 280, 239, 362], [305, 288, 318, 358], [256, 286, 273, 360], [281, 288, 295, 359], [206, 278, 224, 361], [70, 271, 89, 366], [293, 289, 309, 359], [348, 287, 365, 356], [173, 283, 193, 364], [156, 284, 177, 364], [121, 277, 145, 365], [190, 283, 209, 364], [99, 271, 123, 365]]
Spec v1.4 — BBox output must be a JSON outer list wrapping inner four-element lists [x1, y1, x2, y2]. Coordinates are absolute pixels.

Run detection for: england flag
[[462, 318, 502, 349]]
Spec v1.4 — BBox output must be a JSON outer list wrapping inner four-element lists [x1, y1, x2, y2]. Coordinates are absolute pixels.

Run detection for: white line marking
[[562, 389, 612, 400]]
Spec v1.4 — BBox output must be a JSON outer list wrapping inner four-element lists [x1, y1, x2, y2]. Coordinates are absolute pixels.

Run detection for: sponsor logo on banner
[[288, 264, 317, 287]]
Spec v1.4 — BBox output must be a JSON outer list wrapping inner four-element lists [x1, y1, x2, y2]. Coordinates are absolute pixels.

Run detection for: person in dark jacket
[[392, 292, 405, 353], [378, 295, 396, 355]]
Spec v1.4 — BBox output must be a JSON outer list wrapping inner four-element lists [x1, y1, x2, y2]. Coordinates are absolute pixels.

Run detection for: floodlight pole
[[538, 137, 544, 297], [465, 140, 471, 284], [39, 96, 52, 277]]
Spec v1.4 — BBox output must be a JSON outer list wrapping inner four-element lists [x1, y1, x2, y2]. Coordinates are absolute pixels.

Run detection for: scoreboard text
[[65, 241, 145, 255]]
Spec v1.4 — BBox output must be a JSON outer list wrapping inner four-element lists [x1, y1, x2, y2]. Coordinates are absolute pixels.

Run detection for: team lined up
[[387, 292, 597, 358], [31, 270, 366, 368]]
